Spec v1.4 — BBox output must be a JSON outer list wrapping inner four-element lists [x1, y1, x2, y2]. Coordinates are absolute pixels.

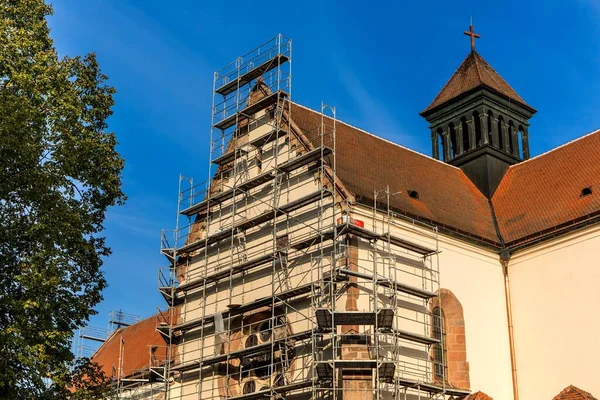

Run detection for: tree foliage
[[0, 0, 125, 397]]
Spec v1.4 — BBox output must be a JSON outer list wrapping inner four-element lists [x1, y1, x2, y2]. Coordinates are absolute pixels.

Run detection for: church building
[[90, 29, 600, 400]]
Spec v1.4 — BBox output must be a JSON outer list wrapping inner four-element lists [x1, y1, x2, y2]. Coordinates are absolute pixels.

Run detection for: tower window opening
[[449, 124, 457, 158], [581, 187, 593, 198], [460, 117, 469, 152], [473, 111, 482, 146], [487, 112, 494, 147]]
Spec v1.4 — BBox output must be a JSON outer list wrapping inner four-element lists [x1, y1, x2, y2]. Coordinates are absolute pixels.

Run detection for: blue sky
[[48, 0, 600, 337]]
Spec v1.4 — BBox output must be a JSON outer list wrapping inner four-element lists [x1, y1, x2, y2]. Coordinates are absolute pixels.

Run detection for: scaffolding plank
[[250, 128, 288, 148], [381, 233, 437, 256], [279, 190, 332, 214], [315, 361, 395, 380], [336, 268, 436, 300], [392, 329, 439, 346], [396, 378, 470, 396], [173, 283, 315, 334], [278, 146, 333, 173], [340, 223, 437, 256], [214, 92, 284, 130], [180, 144, 331, 218], [196, 328, 314, 368], [292, 228, 335, 251], [225, 380, 312, 400], [339, 223, 379, 241], [212, 148, 248, 166], [216, 54, 290, 96], [315, 309, 394, 329], [176, 253, 275, 293]]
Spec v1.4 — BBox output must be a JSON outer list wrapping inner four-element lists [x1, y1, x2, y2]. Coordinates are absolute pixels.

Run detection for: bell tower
[[420, 24, 536, 198]]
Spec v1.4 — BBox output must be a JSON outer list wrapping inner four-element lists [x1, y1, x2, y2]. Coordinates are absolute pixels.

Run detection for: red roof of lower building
[[553, 385, 598, 400], [462, 391, 493, 400], [91, 315, 165, 378]]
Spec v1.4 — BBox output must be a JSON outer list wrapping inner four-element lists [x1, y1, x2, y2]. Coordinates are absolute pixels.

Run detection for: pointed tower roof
[[421, 50, 530, 114]]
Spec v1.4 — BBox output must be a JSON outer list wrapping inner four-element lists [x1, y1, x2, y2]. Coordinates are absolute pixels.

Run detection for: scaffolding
[[156, 34, 470, 400]]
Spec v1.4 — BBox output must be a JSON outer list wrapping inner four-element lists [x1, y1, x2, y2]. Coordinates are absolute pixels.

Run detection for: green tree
[[0, 0, 125, 398]]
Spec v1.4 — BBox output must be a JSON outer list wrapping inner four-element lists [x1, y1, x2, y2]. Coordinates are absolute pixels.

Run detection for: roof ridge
[[472, 51, 484, 85], [291, 101, 461, 170], [509, 128, 600, 168]]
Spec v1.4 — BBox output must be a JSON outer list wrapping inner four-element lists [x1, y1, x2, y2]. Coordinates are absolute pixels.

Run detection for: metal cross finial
[[464, 22, 480, 51]]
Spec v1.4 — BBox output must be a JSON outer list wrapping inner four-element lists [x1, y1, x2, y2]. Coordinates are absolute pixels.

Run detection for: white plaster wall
[[437, 234, 512, 399], [509, 225, 600, 399]]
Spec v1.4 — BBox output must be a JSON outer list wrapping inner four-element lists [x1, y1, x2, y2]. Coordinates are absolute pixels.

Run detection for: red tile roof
[[493, 130, 600, 245], [553, 385, 598, 400], [91, 315, 165, 378], [421, 51, 529, 114], [462, 391, 493, 400], [290, 104, 600, 248], [290, 103, 499, 243]]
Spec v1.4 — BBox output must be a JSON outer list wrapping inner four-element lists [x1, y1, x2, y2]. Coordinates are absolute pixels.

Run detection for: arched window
[[432, 307, 446, 380], [429, 289, 470, 389], [460, 117, 469, 152], [473, 111, 482, 147]]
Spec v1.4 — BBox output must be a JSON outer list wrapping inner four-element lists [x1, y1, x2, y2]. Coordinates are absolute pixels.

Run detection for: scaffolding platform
[[158, 286, 180, 306], [180, 171, 276, 217], [291, 228, 336, 251], [224, 380, 313, 400], [176, 190, 333, 256], [215, 54, 290, 96], [250, 128, 288, 148], [166, 283, 317, 336], [315, 309, 394, 329], [212, 148, 248, 166], [339, 223, 437, 256], [214, 92, 286, 131], [172, 329, 313, 374], [180, 145, 333, 218], [396, 377, 471, 397], [336, 268, 436, 300], [176, 253, 277, 293], [315, 361, 395, 380], [279, 146, 333, 173], [391, 329, 440, 346]]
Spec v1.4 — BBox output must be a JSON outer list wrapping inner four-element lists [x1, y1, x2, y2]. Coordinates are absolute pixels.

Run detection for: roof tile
[[492, 130, 600, 244], [291, 103, 499, 243]]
